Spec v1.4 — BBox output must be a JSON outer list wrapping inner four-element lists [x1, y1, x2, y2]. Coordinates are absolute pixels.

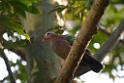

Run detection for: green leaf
[[16, 60, 28, 83], [49, 5, 67, 13], [4, 40, 27, 49], [0, 16, 25, 34], [47, 25, 64, 34], [24, 33, 30, 41], [9, 0, 28, 17], [28, 5, 40, 14], [18, 0, 40, 6]]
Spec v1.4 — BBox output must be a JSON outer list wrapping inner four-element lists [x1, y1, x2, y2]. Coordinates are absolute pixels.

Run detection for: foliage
[[0, 0, 40, 82], [0, 0, 124, 82], [0, 0, 40, 39]]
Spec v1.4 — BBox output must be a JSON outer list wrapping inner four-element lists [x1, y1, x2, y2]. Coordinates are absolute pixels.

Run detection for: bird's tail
[[82, 49, 103, 72]]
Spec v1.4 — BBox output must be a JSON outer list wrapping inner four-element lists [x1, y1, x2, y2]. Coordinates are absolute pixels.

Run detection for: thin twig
[[0, 76, 8, 83], [98, 26, 111, 36], [0, 49, 16, 83], [99, 25, 124, 44]]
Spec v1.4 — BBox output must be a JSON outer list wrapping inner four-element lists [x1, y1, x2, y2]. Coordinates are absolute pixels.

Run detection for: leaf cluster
[[0, 0, 40, 82]]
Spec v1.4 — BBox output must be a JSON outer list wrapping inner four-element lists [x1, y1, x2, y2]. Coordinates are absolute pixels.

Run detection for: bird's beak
[[41, 37, 49, 42], [41, 37, 45, 42]]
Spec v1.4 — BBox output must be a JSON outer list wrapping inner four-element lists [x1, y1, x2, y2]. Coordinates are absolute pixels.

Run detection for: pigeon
[[42, 32, 103, 76]]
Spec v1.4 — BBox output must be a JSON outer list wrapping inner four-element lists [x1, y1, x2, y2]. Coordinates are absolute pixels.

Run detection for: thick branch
[[96, 20, 124, 61], [54, 0, 109, 83], [0, 49, 16, 83]]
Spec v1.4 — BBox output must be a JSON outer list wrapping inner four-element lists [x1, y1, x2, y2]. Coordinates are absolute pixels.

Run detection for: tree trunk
[[22, 0, 63, 83]]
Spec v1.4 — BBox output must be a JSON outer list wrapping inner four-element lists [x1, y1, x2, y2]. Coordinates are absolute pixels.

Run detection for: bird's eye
[[45, 32, 53, 37], [45, 32, 56, 36], [44, 32, 56, 38], [45, 32, 51, 37], [46, 32, 51, 36]]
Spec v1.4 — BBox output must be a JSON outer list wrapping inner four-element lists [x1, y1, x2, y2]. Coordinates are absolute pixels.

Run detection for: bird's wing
[[64, 35, 75, 45], [51, 38, 71, 59]]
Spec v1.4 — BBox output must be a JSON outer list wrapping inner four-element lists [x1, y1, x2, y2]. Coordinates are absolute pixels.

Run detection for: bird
[[42, 32, 103, 76]]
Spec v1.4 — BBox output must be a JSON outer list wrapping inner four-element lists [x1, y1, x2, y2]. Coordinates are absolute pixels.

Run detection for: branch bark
[[54, 0, 109, 83]]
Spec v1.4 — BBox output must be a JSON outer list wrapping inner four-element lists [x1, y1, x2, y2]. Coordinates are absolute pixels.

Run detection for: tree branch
[[74, 21, 124, 76], [0, 76, 8, 83], [54, 0, 109, 83], [99, 26, 111, 36], [0, 49, 16, 83], [96, 20, 124, 61], [99, 25, 124, 44]]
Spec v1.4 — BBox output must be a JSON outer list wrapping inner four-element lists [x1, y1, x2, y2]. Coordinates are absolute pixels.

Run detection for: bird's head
[[42, 32, 57, 42]]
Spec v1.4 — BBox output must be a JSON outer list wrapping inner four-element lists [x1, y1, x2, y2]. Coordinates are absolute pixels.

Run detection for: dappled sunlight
[[80, 71, 124, 83], [93, 43, 101, 49], [4, 49, 21, 63], [0, 57, 8, 80]]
